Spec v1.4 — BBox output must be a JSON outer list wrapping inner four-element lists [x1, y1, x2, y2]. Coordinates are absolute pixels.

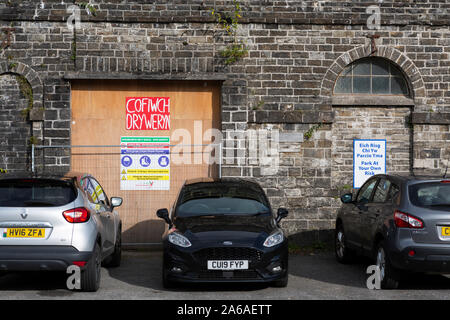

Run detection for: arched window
[[334, 57, 409, 96]]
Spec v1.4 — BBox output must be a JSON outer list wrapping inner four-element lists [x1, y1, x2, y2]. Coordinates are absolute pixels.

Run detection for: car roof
[[372, 173, 450, 184], [0, 171, 91, 181], [184, 177, 263, 189]]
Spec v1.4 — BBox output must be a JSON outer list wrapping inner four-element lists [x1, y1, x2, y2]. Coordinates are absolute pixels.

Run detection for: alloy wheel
[[376, 247, 386, 281], [336, 230, 345, 258]]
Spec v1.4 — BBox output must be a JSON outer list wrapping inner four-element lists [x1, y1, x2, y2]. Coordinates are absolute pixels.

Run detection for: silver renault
[[0, 172, 123, 291]]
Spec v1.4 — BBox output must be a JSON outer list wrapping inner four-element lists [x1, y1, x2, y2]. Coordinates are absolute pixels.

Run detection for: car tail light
[[394, 210, 423, 229], [441, 180, 450, 184], [63, 207, 90, 223], [72, 261, 87, 267]]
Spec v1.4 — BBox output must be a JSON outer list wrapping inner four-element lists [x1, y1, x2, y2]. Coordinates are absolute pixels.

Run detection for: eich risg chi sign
[[126, 97, 170, 130], [353, 139, 386, 189]]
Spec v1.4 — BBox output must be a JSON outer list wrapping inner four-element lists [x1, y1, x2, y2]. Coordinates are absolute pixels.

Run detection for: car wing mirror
[[340, 193, 353, 204], [156, 208, 172, 226], [276, 208, 288, 223], [110, 197, 123, 209]]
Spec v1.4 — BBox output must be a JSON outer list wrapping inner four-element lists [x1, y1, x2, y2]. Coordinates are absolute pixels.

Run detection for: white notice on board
[[353, 139, 386, 189]]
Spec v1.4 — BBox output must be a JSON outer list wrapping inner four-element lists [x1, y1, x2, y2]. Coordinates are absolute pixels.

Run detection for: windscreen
[[409, 182, 450, 208], [176, 183, 270, 217], [0, 179, 77, 207]]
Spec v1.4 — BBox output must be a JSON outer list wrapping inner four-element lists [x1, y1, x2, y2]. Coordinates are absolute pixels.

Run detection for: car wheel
[[335, 224, 355, 264], [105, 227, 122, 268], [375, 241, 399, 289], [272, 276, 288, 288], [80, 242, 102, 292]]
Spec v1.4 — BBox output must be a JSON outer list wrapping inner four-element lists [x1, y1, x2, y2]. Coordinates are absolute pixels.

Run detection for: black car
[[335, 174, 450, 289], [156, 178, 289, 288]]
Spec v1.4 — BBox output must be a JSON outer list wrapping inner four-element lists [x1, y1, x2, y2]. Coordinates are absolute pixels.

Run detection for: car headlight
[[168, 232, 192, 248], [263, 231, 284, 247]]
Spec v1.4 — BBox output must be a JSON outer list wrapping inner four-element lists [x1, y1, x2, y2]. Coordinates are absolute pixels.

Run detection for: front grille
[[198, 270, 260, 280], [193, 247, 263, 265]]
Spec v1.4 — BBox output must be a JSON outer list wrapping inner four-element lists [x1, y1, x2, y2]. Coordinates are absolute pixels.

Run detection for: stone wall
[[1, 0, 449, 244]]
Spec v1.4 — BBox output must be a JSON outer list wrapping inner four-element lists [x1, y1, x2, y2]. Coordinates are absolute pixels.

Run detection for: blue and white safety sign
[[120, 137, 170, 190]]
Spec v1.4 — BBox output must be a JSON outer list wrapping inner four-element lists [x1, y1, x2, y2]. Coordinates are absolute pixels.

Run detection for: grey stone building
[[0, 0, 449, 244]]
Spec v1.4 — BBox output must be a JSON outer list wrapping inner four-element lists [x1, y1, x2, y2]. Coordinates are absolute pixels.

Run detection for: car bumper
[[0, 245, 93, 271], [389, 241, 450, 273], [163, 242, 288, 284]]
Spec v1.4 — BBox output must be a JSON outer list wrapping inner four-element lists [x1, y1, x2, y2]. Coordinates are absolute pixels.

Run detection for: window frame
[[332, 57, 414, 106]]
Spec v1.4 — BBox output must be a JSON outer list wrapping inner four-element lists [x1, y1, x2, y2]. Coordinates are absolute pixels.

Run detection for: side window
[[373, 179, 391, 203], [357, 179, 378, 203], [81, 177, 98, 204], [89, 178, 109, 206], [387, 183, 400, 203]]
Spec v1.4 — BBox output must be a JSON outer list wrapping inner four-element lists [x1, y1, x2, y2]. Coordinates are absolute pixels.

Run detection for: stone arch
[[320, 45, 426, 108], [0, 60, 43, 119]]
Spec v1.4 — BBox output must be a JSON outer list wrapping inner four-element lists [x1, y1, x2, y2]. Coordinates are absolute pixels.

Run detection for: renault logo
[[20, 209, 28, 219], [223, 241, 233, 246]]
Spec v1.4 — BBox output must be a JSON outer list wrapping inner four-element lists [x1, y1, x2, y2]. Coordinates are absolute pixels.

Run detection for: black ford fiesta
[[157, 178, 289, 288]]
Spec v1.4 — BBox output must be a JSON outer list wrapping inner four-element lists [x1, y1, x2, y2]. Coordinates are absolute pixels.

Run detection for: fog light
[[272, 266, 282, 273], [408, 250, 416, 257], [171, 267, 183, 273]]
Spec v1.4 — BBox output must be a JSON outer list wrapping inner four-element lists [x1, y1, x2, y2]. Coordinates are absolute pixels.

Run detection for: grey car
[[0, 172, 123, 291], [335, 174, 450, 289]]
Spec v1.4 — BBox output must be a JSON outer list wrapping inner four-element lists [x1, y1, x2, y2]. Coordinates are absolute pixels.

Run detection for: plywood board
[[70, 80, 221, 243]]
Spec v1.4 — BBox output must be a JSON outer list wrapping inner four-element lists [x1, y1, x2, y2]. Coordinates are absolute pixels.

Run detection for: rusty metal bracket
[[366, 34, 380, 55], [1, 27, 15, 50]]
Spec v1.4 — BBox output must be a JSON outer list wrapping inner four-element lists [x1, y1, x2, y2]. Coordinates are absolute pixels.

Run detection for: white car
[[0, 172, 123, 291]]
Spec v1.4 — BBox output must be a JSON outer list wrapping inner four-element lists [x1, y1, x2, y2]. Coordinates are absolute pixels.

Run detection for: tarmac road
[[1, 250, 450, 300]]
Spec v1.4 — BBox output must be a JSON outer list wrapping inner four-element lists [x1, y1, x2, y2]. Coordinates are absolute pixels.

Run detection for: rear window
[[409, 182, 450, 208], [176, 183, 270, 217], [0, 179, 77, 207]]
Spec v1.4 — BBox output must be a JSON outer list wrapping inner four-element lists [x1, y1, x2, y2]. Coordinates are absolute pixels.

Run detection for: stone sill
[[64, 72, 228, 82], [249, 110, 334, 124], [332, 95, 414, 106]]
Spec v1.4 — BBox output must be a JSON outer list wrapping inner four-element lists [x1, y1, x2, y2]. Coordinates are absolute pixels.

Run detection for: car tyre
[[80, 242, 102, 292], [104, 227, 122, 268], [335, 224, 355, 264], [375, 240, 399, 289]]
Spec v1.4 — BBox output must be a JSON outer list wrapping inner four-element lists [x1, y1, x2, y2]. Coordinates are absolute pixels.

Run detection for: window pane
[[372, 77, 390, 94], [352, 62, 371, 75], [372, 59, 390, 75], [373, 179, 391, 203], [387, 184, 400, 202], [391, 77, 408, 95], [409, 183, 450, 208], [353, 77, 370, 93], [334, 76, 352, 93], [340, 66, 352, 77], [357, 179, 377, 203], [390, 65, 403, 78]]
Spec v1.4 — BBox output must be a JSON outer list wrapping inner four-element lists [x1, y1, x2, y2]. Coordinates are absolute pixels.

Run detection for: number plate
[[3, 228, 45, 238], [207, 260, 248, 270], [441, 227, 450, 237]]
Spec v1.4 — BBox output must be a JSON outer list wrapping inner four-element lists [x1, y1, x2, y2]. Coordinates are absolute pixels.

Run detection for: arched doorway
[[0, 73, 32, 172]]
